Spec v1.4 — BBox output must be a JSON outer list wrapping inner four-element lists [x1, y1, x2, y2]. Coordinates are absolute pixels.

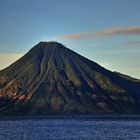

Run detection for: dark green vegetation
[[0, 42, 140, 116]]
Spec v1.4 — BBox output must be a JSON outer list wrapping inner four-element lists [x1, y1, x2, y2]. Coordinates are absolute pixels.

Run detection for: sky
[[0, 0, 140, 78]]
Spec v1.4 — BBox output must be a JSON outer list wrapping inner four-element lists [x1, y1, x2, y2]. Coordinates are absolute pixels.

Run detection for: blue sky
[[0, 0, 140, 78]]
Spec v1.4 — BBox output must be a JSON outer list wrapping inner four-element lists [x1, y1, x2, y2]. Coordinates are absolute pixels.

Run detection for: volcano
[[0, 41, 140, 116]]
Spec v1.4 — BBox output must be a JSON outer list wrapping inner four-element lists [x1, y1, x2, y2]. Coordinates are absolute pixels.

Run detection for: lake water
[[0, 116, 140, 140]]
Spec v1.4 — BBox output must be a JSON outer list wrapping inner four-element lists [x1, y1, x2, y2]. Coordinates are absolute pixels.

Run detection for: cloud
[[123, 41, 140, 46], [58, 33, 87, 40], [126, 67, 140, 72], [99, 48, 140, 54], [57, 26, 140, 40], [0, 53, 23, 70], [96, 26, 140, 37]]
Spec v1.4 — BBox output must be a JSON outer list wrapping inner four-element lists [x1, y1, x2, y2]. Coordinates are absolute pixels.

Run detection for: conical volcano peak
[[36, 41, 65, 50], [39, 41, 63, 45], [26, 41, 66, 60]]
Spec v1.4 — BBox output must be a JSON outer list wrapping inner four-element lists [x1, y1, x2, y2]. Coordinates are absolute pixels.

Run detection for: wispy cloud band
[[57, 26, 140, 40], [96, 26, 140, 36], [123, 40, 140, 46]]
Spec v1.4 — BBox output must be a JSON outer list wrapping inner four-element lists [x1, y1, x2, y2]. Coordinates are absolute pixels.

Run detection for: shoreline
[[1, 114, 140, 121]]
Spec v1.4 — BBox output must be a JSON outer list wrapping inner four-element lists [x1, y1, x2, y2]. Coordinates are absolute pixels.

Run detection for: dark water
[[0, 116, 140, 140]]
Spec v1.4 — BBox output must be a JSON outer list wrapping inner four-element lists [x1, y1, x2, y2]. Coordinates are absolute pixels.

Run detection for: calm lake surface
[[0, 116, 140, 140]]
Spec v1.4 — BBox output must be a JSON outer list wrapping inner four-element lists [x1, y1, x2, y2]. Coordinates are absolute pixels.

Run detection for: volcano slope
[[0, 41, 140, 116]]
